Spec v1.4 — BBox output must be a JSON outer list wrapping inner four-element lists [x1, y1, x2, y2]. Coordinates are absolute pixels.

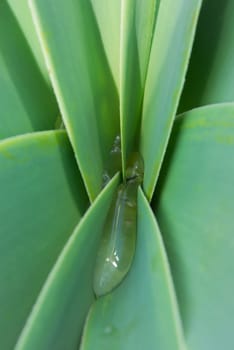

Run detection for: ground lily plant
[[0, 0, 234, 349]]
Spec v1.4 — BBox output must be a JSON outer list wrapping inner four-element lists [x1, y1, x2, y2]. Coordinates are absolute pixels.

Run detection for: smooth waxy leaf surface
[[81, 189, 185, 350], [16, 176, 119, 350], [0, 0, 58, 141], [30, 0, 119, 201], [155, 103, 234, 350], [179, 0, 234, 112], [120, 0, 159, 173], [0, 130, 87, 349], [140, 0, 202, 200]]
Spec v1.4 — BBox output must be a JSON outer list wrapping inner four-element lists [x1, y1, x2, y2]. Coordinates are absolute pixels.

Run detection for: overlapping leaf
[[80, 189, 185, 350], [30, 0, 120, 200], [7, 0, 50, 84], [120, 0, 159, 173], [0, 130, 88, 349], [16, 176, 119, 350], [1, 0, 233, 349], [179, 0, 234, 112], [155, 103, 234, 350], [140, 0, 202, 199], [0, 0, 58, 140], [90, 0, 120, 91]]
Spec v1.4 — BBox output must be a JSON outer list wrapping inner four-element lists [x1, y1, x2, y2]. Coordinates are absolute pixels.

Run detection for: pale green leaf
[[0, 0, 58, 140], [120, 0, 159, 173], [80, 189, 185, 350], [179, 0, 234, 113], [154, 103, 234, 350], [16, 175, 119, 350], [0, 130, 88, 350], [29, 0, 120, 201], [140, 0, 202, 200]]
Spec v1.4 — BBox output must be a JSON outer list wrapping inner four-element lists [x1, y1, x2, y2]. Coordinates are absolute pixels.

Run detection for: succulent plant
[[1, 0, 234, 349]]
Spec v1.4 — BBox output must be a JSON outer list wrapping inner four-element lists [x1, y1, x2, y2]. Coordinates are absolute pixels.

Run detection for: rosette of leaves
[[1, 0, 234, 349]]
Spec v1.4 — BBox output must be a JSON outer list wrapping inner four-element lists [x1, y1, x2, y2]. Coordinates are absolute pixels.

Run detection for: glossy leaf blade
[[179, 0, 234, 113], [120, 0, 159, 173], [154, 103, 234, 350], [16, 176, 119, 350], [0, 0, 58, 141], [140, 0, 202, 200], [30, 0, 120, 201], [80, 189, 185, 350], [0, 130, 88, 350]]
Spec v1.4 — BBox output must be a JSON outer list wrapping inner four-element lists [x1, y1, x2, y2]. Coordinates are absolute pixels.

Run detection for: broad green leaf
[[140, 0, 202, 200], [154, 103, 234, 350], [120, 0, 159, 173], [179, 0, 234, 113], [0, 130, 88, 350], [80, 189, 185, 350], [30, 0, 120, 201], [91, 0, 120, 91], [7, 0, 50, 84], [0, 0, 58, 141], [16, 175, 119, 350]]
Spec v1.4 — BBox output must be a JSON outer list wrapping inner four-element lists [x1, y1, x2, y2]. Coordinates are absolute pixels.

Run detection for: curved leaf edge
[[176, 101, 234, 120], [0, 128, 66, 149], [15, 173, 120, 349], [140, 189, 187, 350], [28, 0, 96, 202], [119, 0, 159, 176], [80, 188, 187, 350], [142, 0, 203, 201]]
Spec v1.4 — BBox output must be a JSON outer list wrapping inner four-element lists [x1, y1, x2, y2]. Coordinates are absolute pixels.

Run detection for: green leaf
[[80, 189, 185, 350], [120, 0, 159, 173], [0, 130, 88, 350], [16, 175, 119, 350], [179, 0, 234, 113], [0, 0, 58, 141], [7, 0, 50, 85], [30, 0, 120, 201], [154, 103, 234, 350], [140, 0, 202, 200], [91, 0, 120, 91]]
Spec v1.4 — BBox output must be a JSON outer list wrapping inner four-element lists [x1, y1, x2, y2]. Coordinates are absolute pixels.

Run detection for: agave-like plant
[[1, 0, 234, 349]]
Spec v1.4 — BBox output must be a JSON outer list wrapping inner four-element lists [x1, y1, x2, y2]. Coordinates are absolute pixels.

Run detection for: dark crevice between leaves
[[178, 0, 230, 113], [54, 131, 89, 214]]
